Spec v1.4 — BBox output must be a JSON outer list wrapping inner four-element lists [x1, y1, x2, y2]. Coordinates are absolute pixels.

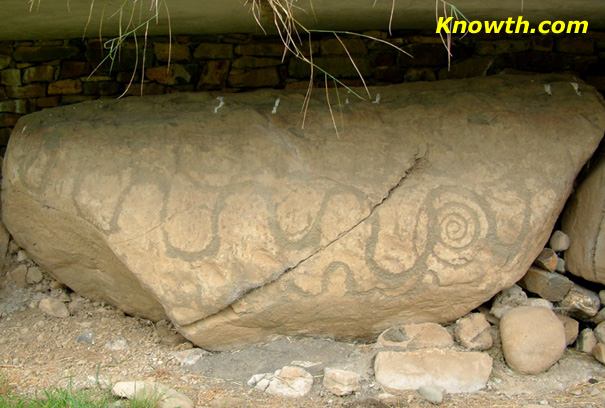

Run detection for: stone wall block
[[6, 84, 46, 98], [1, 69, 22, 87], [154, 43, 191, 62], [60, 61, 92, 78], [556, 38, 595, 54], [0, 99, 36, 114], [531, 36, 554, 52], [193, 43, 234, 60], [0, 86, 6, 101], [85, 43, 154, 73], [146, 64, 192, 85], [14, 46, 79, 62], [83, 81, 121, 96], [235, 43, 286, 57], [476, 39, 531, 55], [228, 67, 281, 88], [48, 79, 82, 95], [197, 60, 230, 90], [23, 65, 55, 83], [36, 96, 61, 108], [0, 55, 11, 70], [0, 112, 20, 127], [289, 56, 371, 79], [438, 57, 493, 80], [320, 38, 367, 55], [397, 43, 448, 67], [232, 56, 283, 69]]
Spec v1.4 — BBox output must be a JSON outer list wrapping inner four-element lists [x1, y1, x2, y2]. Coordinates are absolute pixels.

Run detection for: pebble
[[592, 343, 605, 365], [500, 306, 566, 374], [105, 337, 129, 350], [26, 266, 44, 284], [575, 328, 598, 353], [555, 258, 566, 273], [533, 248, 558, 272], [591, 308, 605, 324], [549, 230, 571, 252], [595, 322, 605, 344], [171, 348, 209, 365], [490, 284, 528, 319], [557, 284, 601, 319], [112, 381, 194, 408], [248, 366, 313, 398], [17, 250, 29, 262], [518, 266, 572, 301], [39, 297, 70, 318], [323, 368, 360, 396], [454, 313, 492, 351], [9, 264, 28, 288], [418, 385, 445, 404], [76, 330, 95, 345]]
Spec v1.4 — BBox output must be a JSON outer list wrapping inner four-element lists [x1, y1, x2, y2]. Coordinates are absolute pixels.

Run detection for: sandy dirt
[[1, 271, 605, 408]]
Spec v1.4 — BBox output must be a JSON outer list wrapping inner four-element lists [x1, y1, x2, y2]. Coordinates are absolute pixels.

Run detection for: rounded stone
[[500, 306, 566, 374]]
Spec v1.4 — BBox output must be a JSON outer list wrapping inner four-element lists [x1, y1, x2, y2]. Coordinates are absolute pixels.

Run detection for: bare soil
[[1, 273, 605, 408]]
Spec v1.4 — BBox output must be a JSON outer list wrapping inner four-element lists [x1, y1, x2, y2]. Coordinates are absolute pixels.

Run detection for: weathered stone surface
[[228, 67, 281, 88], [154, 43, 191, 62], [26, 266, 44, 284], [455, 313, 492, 351], [248, 366, 313, 398], [595, 321, 605, 344], [323, 368, 360, 396], [518, 266, 573, 301], [1, 69, 21, 87], [8, 264, 27, 287], [320, 38, 367, 55], [533, 248, 558, 272], [549, 230, 571, 252], [193, 43, 234, 60], [3, 75, 605, 350], [146, 64, 192, 85], [562, 149, 605, 284], [593, 343, 605, 365], [112, 381, 194, 408], [197, 60, 230, 90], [39, 297, 70, 318], [556, 38, 594, 55], [476, 39, 530, 55], [0, 55, 10, 70], [576, 328, 598, 353], [13, 46, 79, 62], [490, 285, 528, 319], [374, 349, 492, 393], [377, 323, 453, 349], [556, 314, 579, 346], [557, 284, 601, 319], [48, 79, 82, 95], [418, 385, 445, 404], [500, 306, 566, 374], [23, 65, 55, 83]]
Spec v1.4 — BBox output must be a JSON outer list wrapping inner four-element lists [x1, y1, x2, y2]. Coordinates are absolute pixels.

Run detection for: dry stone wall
[[0, 30, 604, 151]]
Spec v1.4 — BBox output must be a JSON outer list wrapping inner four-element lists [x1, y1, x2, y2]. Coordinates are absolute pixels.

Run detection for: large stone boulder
[[562, 148, 605, 284], [2, 75, 604, 350]]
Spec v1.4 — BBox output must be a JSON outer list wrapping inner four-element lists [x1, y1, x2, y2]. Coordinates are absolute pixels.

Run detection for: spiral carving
[[422, 188, 490, 267]]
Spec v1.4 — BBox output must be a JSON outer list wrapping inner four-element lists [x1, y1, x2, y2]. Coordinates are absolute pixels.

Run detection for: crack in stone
[[183, 148, 428, 328]]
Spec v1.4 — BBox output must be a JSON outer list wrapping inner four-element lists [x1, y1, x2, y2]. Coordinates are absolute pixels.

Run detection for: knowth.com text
[[436, 16, 588, 34]]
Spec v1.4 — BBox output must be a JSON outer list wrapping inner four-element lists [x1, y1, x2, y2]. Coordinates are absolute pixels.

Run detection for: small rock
[[555, 257, 566, 273], [49, 280, 65, 290], [76, 330, 95, 345], [16, 250, 29, 262], [600, 290, 605, 304], [374, 349, 492, 393], [518, 266, 573, 301], [323, 368, 360, 396], [8, 240, 21, 254], [592, 308, 605, 324], [454, 313, 492, 351], [500, 306, 566, 374], [557, 284, 601, 319], [105, 337, 129, 350], [593, 343, 605, 365], [418, 385, 445, 404], [248, 366, 313, 398], [527, 298, 554, 309], [594, 322, 605, 343], [556, 314, 579, 346], [160, 333, 188, 346], [112, 381, 194, 408], [490, 284, 528, 319], [51, 288, 71, 302], [533, 248, 558, 272], [26, 266, 44, 284], [171, 348, 210, 365], [9, 264, 28, 287], [549, 230, 571, 252], [39, 297, 70, 318], [575, 328, 598, 353], [377, 322, 453, 349], [377, 393, 399, 405]]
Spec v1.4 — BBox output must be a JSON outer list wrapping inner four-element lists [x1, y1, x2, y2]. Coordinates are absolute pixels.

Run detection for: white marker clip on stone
[[571, 82, 582, 96], [214, 96, 225, 113], [272, 97, 280, 114], [544, 84, 552, 95], [373, 93, 381, 104]]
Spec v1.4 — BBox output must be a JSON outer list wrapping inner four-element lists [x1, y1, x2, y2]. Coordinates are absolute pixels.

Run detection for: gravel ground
[[1, 271, 605, 408]]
